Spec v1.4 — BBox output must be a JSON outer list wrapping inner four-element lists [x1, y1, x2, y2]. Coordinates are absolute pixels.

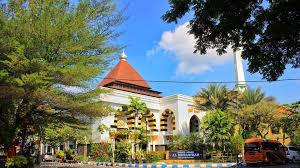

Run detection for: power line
[[98, 77, 300, 84]]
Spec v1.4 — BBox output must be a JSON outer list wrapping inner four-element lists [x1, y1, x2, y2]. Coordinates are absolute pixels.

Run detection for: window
[[262, 142, 279, 151], [289, 147, 299, 151], [244, 142, 260, 151], [189, 115, 200, 133]]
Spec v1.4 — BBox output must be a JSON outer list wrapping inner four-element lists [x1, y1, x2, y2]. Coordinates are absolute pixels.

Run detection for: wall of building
[[91, 88, 161, 143], [92, 88, 207, 147]]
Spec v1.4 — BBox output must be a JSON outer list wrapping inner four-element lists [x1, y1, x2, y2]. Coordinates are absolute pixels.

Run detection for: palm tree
[[127, 97, 148, 129], [231, 88, 276, 138], [126, 96, 148, 155], [239, 88, 275, 106], [194, 84, 236, 111]]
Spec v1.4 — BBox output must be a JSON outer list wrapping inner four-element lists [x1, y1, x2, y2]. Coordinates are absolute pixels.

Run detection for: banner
[[169, 150, 204, 160]]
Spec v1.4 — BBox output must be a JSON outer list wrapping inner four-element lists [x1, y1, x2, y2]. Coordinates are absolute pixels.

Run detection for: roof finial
[[119, 50, 127, 61]]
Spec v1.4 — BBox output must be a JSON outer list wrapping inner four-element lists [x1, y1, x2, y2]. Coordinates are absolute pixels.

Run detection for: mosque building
[[39, 49, 292, 156], [92, 52, 205, 151]]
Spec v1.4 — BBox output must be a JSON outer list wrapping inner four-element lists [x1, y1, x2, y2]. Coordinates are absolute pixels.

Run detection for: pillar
[[234, 47, 247, 91]]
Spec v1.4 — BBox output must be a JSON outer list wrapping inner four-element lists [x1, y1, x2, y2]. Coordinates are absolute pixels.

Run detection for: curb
[[96, 162, 236, 168]]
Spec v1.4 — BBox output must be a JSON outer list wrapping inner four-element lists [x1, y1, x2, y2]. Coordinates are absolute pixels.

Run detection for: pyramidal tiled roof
[[98, 59, 151, 89], [98, 52, 161, 97]]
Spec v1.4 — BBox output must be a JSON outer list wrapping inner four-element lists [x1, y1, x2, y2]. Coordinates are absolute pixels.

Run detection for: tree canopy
[[194, 84, 236, 111], [169, 133, 206, 151], [0, 0, 123, 154], [201, 109, 234, 151], [236, 101, 279, 138], [236, 87, 275, 108], [280, 102, 300, 146], [162, 0, 300, 81]]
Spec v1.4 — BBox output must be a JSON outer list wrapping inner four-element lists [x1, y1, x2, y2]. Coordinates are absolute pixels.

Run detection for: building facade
[[92, 52, 205, 150]]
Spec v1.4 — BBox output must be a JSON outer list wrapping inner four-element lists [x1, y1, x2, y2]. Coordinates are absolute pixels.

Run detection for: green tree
[[169, 133, 206, 151], [293, 125, 300, 148], [194, 84, 236, 111], [115, 140, 132, 163], [228, 87, 277, 138], [127, 97, 148, 129], [237, 101, 279, 138], [227, 134, 244, 154], [162, 0, 299, 81], [201, 110, 234, 151], [239, 88, 275, 106], [0, 0, 123, 155], [280, 102, 300, 146], [44, 123, 90, 151], [123, 97, 149, 158], [284, 101, 300, 111]]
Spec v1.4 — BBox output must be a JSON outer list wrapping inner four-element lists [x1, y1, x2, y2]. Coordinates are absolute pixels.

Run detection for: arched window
[[190, 115, 200, 133], [145, 111, 158, 132], [160, 109, 175, 131]]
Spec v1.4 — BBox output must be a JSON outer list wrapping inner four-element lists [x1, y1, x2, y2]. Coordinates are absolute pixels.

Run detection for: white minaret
[[234, 48, 247, 91]]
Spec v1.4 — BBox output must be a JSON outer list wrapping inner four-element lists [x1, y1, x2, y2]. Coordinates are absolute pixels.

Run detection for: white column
[[234, 48, 247, 91], [45, 144, 48, 154], [40, 142, 44, 155], [131, 142, 135, 155], [147, 143, 150, 152], [153, 142, 156, 151]]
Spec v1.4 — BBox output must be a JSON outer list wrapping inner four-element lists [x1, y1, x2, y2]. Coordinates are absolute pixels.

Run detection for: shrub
[[145, 151, 164, 163], [56, 150, 64, 159], [5, 155, 28, 168], [77, 155, 88, 162], [227, 134, 244, 154], [91, 143, 111, 161], [95, 156, 110, 162], [135, 149, 145, 164], [169, 133, 207, 151], [65, 148, 75, 160], [115, 140, 131, 163]]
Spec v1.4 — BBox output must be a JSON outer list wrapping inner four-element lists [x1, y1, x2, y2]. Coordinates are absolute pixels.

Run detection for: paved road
[[242, 163, 300, 168], [36, 163, 300, 168]]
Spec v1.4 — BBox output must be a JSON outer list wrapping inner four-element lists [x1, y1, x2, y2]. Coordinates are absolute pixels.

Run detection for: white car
[[286, 146, 300, 163]]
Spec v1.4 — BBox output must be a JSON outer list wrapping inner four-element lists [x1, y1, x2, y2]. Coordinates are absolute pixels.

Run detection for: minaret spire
[[234, 47, 247, 92], [119, 50, 127, 61]]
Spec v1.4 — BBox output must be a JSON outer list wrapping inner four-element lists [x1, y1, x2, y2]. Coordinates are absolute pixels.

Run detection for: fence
[[210, 153, 240, 163]]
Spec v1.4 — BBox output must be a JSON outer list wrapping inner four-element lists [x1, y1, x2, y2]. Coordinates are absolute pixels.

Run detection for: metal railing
[[210, 153, 240, 163]]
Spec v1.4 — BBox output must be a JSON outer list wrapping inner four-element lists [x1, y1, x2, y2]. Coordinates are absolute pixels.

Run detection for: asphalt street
[[243, 163, 300, 168], [35, 163, 300, 168]]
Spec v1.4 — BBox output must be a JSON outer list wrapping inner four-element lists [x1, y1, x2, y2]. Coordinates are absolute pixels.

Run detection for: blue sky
[[99, 0, 300, 104]]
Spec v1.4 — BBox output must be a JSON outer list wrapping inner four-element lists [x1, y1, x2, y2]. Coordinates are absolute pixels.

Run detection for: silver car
[[286, 146, 300, 163]]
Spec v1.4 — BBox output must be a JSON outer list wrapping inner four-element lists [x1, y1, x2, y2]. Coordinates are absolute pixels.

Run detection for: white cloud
[[147, 22, 233, 75]]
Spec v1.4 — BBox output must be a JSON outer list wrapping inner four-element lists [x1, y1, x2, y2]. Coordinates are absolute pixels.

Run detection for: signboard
[[169, 151, 204, 160]]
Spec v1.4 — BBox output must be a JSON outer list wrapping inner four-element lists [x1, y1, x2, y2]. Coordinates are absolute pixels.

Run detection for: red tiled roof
[[98, 60, 151, 89]]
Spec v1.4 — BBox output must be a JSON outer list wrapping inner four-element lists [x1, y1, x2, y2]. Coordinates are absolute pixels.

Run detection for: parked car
[[285, 146, 300, 163], [42, 153, 55, 162]]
